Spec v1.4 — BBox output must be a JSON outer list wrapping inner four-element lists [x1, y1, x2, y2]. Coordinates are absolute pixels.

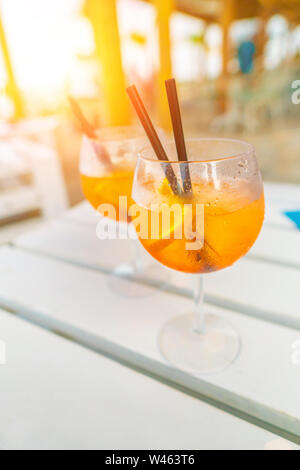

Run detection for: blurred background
[[1, 0, 300, 241]]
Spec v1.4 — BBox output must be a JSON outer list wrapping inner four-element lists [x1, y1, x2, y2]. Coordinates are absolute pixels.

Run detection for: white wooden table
[[0, 182, 299, 450]]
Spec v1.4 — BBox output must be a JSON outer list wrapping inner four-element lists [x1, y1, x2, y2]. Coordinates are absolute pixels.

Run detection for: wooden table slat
[[2, 309, 283, 450], [14, 219, 300, 331], [0, 247, 300, 437]]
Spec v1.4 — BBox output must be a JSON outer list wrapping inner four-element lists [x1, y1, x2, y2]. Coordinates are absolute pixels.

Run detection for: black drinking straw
[[68, 96, 96, 139], [126, 85, 180, 196], [165, 79, 192, 195], [68, 96, 112, 167]]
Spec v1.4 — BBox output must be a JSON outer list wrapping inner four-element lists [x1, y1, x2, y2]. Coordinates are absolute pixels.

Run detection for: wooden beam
[[0, 14, 23, 119], [153, 0, 174, 131], [84, 0, 131, 126], [218, 0, 236, 112], [221, 0, 236, 76], [256, 6, 270, 72]]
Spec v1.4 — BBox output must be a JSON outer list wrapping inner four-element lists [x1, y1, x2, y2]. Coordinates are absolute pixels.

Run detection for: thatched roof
[[181, 0, 262, 20], [144, 0, 300, 23], [146, 0, 262, 22]]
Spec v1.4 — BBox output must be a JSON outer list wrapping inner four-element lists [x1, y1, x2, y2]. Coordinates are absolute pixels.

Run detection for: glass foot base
[[108, 263, 170, 298], [159, 313, 240, 375]]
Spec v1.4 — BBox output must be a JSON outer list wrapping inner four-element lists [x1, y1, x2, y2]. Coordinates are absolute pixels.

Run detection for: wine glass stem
[[133, 239, 145, 273], [128, 223, 144, 273], [193, 275, 205, 334]]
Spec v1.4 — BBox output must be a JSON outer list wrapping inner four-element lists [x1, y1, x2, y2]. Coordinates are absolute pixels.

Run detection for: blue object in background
[[238, 41, 256, 74], [284, 211, 300, 229]]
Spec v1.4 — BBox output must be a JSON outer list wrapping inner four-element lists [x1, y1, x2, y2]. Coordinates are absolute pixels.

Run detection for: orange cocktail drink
[[80, 126, 146, 223], [81, 168, 134, 222], [134, 178, 264, 274]]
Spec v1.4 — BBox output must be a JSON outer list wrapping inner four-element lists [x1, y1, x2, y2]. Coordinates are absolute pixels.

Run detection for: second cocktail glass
[[80, 126, 169, 297]]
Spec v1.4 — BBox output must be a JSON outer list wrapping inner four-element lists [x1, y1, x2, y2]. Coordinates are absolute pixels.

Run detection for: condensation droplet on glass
[[238, 159, 248, 169]]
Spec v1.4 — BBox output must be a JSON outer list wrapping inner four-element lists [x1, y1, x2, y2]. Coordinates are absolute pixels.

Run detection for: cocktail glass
[[132, 138, 265, 373], [80, 126, 169, 297]]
